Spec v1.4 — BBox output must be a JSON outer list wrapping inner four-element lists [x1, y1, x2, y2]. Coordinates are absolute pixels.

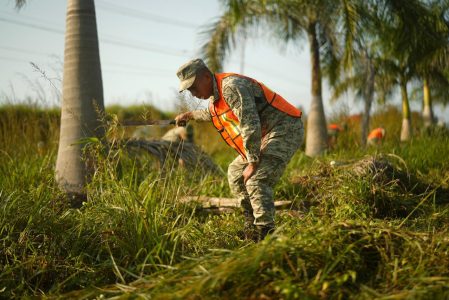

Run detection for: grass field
[[1, 104, 449, 299]]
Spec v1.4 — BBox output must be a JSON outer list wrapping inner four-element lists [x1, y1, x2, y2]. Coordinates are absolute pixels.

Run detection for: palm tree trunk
[[305, 22, 328, 157], [361, 57, 375, 147], [422, 76, 434, 128], [400, 79, 412, 142], [55, 0, 105, 200]]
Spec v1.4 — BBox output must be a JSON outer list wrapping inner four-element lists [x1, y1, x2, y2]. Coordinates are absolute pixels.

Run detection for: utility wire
[[0, 13, 305, 87], [96, 0, 200, 29], [0, 55, 171, 77], [0, 55, 31, 63], [103, 68, 173, 77], [0, 10, 192, 56], [0, 45, 174, 74], [0, 45, 58, 57], [0, 10, 63, 29], [101, 37, 190, 57], [0, 16, 192, 58], [1, 41, 304, 86], [0, 16, 64, 35]]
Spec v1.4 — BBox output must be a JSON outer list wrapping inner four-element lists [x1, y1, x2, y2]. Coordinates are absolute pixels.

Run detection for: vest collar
[[210, 74, 220, 103]]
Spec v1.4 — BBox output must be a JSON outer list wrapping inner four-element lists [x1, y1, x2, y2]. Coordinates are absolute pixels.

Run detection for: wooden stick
[[179, 196, 292, 209]]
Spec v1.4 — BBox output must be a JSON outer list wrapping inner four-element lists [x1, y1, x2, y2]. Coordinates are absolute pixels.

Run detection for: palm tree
[[333, 0, 447, 143], [325, 0, 382, 148], [420, 73, 449, 128], [369, 53, 416, 142], [399, 73, 413, 141], [417, 1, 449, 129], [329, 42, 377, 147], [376, 0, 449, 141], [420, 72, 449, 128], [422, 77, 434, 127], [16, 0, 105, 203], [200, 0, 356, 157]]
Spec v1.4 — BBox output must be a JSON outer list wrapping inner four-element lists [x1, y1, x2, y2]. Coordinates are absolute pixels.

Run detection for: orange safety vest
[[367, 128, 385, 140], [209, 73, 302, 159], [328, 123, 342, 132]]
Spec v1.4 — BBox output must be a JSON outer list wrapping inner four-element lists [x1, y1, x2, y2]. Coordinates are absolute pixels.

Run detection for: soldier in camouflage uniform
[[175, 58, 304, 241]]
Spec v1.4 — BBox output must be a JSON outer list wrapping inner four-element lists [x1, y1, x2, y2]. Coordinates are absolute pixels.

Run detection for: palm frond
[[330, 75, 364, 102], [199, 0, 267, 72], [340, 0, 360, 70], [199, 13, 235, 72]]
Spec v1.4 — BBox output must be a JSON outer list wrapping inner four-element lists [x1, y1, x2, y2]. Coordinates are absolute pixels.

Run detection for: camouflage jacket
[[191, 75, 301, 163]]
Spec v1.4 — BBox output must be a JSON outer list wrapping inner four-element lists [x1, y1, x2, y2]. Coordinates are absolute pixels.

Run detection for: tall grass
[[1, 104, 449, 298]]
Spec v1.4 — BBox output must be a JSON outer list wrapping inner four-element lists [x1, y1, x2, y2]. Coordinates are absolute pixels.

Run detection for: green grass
[[1, 105, 449, 299]]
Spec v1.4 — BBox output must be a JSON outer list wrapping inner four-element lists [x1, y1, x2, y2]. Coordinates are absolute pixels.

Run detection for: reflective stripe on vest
[[209, 73, 302, 159]]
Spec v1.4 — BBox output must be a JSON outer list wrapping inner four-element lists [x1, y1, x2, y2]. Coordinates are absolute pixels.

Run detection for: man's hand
[[243, 162, 258, 185], [175, 112, 193, 127]]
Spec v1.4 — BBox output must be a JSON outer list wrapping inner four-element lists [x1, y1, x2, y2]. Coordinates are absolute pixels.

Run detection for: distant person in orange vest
[[327, 123, 344, 149], [367, 127, 386, 145], [174, 58, 304, 241]]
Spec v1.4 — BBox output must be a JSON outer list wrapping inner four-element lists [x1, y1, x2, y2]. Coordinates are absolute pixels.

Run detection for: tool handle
[[173, 119, 187, 127]]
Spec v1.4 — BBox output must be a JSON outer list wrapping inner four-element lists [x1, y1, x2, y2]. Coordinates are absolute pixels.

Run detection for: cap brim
[[178, 76, 196, 93]]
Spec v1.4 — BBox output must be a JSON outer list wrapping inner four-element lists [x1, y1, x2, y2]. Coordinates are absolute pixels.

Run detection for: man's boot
[[243, 211, 256, 240], [237, 211, 256, 240], [254, 225, 275, 242], [243, 211, 254, 229]]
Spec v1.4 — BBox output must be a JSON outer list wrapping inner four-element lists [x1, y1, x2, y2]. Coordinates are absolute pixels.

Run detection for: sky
[[0, 0, 448, 122]]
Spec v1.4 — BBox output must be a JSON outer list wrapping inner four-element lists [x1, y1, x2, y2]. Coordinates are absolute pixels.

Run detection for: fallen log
[[179, 196, 292, 210]]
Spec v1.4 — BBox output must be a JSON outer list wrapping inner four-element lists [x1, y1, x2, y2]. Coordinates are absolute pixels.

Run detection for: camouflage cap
[[176, 58, 207, 92]]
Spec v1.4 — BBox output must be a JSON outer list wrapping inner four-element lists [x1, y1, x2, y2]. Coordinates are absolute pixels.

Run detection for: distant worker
[[161, 124, 194, 168], [161, 124, 194, 143], [174, 58, 304, 241], [132, 123, 194, 143], [327, 123, 344, 149], [367, 127, 386, 145], [132, 126, 155, 140]]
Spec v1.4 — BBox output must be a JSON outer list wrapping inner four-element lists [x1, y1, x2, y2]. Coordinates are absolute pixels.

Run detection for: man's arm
[[175, 108, 211, 125], [191, 108, 211, 121], [222, 80, 262, 164]]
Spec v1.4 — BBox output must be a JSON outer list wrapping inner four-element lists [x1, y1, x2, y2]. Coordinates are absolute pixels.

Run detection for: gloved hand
[[174, 112, 192, 127]]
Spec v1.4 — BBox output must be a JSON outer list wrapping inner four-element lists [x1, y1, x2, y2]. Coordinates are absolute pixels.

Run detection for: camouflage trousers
[[227, 118, 304, 227]]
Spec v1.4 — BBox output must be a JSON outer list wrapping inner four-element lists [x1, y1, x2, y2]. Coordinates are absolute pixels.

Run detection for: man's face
[[187, 72, 213, 100]]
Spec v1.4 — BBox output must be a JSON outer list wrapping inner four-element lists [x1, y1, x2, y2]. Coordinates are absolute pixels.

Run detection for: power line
[[0, 10, 63, 29], [0, 43, 304, 89], [0, 16, 64, 35], [0, 45, 58, 57], [0, 45, 174, 74], [101, 36, 191, 57], [96, 0, 200, 29], [0, 49, 302, 87], [0, 55, 31, 63], [0, 14, 305, 87], [0, 16, 192, 58], [0, 55, 170, 78], [103, 68, 173, 77], [103, 62, 171, 73]]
